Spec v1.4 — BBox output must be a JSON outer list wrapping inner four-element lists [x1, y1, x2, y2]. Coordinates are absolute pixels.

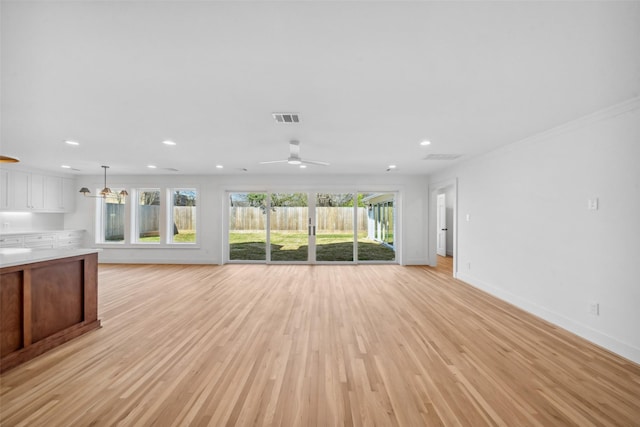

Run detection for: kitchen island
[[0, 248, 101, 373]]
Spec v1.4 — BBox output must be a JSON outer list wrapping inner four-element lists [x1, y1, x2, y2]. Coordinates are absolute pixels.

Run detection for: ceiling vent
[[423, 154, 462, 160], [272, 113, 300, 123]]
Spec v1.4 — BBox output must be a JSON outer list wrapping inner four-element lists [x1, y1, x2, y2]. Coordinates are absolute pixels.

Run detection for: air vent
[[272, 113, 300, 123], [423, 154, 462, 160]]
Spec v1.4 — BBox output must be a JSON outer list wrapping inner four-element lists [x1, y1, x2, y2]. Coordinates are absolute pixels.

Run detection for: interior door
[[436, 193, 447, 256]]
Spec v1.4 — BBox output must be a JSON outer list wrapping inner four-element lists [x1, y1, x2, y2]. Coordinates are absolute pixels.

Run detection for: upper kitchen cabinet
[[44, 175, 76, 212], [0, 169, 9, 209], [10, 170, 43, 210], [0, 168, 76, 213]]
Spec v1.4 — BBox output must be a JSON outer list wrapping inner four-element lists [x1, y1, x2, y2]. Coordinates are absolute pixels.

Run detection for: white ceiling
[[2, 1, 639, 176]]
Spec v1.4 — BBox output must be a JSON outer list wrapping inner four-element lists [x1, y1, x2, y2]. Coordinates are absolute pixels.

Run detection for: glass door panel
[[269, 192, 309, 262], [358, 192, 396, 261], [229, 192, 267, 261], [315, 193, 355, 262]]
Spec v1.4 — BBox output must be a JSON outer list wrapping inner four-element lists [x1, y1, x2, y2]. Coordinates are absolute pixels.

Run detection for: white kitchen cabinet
[[6, 170, 44, 211], [0, 169, 75, 212], [44, 175, 76, 212], [44, 175, 63, 211], [0, 235, 24, 248], [0, 230, 85, 249], [0, 170, 9, 209], [30, 173, 45, 210], [62, 177, 76, 212], [24, 233, 57, 248], [56, 230, 84, 248], [10, 170, 31, 210]]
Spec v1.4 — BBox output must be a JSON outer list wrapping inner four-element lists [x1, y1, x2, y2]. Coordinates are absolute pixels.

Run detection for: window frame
[[168, 188, 199, 245], [94, 185, 200, 249]]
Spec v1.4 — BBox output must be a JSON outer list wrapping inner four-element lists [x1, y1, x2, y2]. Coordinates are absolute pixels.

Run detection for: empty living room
[[1, 0, 639, 425]]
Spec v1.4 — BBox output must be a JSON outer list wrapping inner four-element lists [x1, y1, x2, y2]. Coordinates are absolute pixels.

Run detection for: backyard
[[229, 231, 395, 261]]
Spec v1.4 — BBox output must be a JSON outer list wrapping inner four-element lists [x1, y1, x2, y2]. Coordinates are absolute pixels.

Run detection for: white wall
[[429, 98, 640, 364], [65, 173, 430, 265]]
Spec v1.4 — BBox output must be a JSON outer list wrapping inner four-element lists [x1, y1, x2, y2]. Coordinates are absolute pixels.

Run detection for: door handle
[[441, 228, 448, 231]]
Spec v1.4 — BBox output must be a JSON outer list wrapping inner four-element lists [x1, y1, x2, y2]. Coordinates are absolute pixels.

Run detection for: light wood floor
[[1, 259, 639, 426]]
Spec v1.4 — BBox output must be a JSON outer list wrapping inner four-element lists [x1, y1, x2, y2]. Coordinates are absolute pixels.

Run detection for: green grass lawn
[[137, 232, 196, 243], [229, 231, 395, 261]]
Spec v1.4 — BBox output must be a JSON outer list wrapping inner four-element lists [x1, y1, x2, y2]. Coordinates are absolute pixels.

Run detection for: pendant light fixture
[[79, 165, 128, 198], [0, 155, 20, 163]]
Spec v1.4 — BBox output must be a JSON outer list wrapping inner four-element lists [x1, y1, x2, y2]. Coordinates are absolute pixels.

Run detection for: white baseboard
[[99, 258, 220, 265], [403, 258, 429, 266], [456, 272, 640, 365]]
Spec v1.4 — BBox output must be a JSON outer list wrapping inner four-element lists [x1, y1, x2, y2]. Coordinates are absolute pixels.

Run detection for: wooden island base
[[0, 251, 101, 373]]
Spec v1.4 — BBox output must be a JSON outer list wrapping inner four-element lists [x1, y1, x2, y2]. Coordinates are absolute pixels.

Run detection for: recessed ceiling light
[[216, 164, 224, 169], [162, 140, 176, 146], [420, 140, 431, 146], [61, 165, 71, 169], [388, 164, 397, 169], [147, 165, 157, 169], [65, 140, 80, 146], [300, 165, 307, 169]]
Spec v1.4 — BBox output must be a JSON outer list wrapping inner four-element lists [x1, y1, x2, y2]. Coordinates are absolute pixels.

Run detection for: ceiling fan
[[259, 140, 329, 167]]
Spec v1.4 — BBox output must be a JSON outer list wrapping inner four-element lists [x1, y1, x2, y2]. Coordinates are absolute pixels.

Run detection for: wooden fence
[[105, 205, 196, 240], [229, 207, 367, 232], [105, 205, 360, 239]]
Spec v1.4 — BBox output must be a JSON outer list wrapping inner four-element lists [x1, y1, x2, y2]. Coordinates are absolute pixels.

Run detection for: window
[[137, 189, 161, 243], [96, 185, 198, 246], [170, 189, 197, 243], [100, 190, 126, 243]]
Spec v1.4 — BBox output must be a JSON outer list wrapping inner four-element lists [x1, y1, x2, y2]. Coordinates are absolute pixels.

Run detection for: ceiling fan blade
[[259, 160, 288, 164], [301, 159, 330, 166]]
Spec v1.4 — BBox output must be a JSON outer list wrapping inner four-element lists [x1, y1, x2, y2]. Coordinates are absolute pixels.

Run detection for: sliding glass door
[[359, 193, 395, 262], [229, 192, 267, 261], [315, 193, 355, 262], [227, 191, 396, 263], [269, 192, 309, 262]]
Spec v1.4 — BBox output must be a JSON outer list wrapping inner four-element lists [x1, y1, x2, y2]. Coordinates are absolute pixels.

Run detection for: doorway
[[429, 180, 457, 276]]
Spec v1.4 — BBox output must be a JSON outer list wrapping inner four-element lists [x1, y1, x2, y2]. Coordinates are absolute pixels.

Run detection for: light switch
[[587, 198, 599, 211]]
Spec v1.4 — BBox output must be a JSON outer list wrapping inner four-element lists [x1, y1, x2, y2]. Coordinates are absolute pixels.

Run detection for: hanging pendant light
[[0, 155, 20, 163], [79, 165, 128, 198]]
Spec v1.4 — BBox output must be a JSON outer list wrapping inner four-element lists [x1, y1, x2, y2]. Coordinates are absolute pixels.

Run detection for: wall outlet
[[589, 302, 600, 316], [2, 222, 9, 230], [587, 198, 599, 210]]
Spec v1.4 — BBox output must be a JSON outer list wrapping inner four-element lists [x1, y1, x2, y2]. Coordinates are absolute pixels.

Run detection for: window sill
[[95, 243, 201, 249]]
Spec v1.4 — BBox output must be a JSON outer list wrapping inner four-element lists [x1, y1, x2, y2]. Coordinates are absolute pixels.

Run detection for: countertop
[[0, 248, 100, 269]]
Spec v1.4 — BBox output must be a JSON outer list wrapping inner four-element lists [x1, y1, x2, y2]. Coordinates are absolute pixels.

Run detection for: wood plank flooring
[[1, 260, 639, 426]]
